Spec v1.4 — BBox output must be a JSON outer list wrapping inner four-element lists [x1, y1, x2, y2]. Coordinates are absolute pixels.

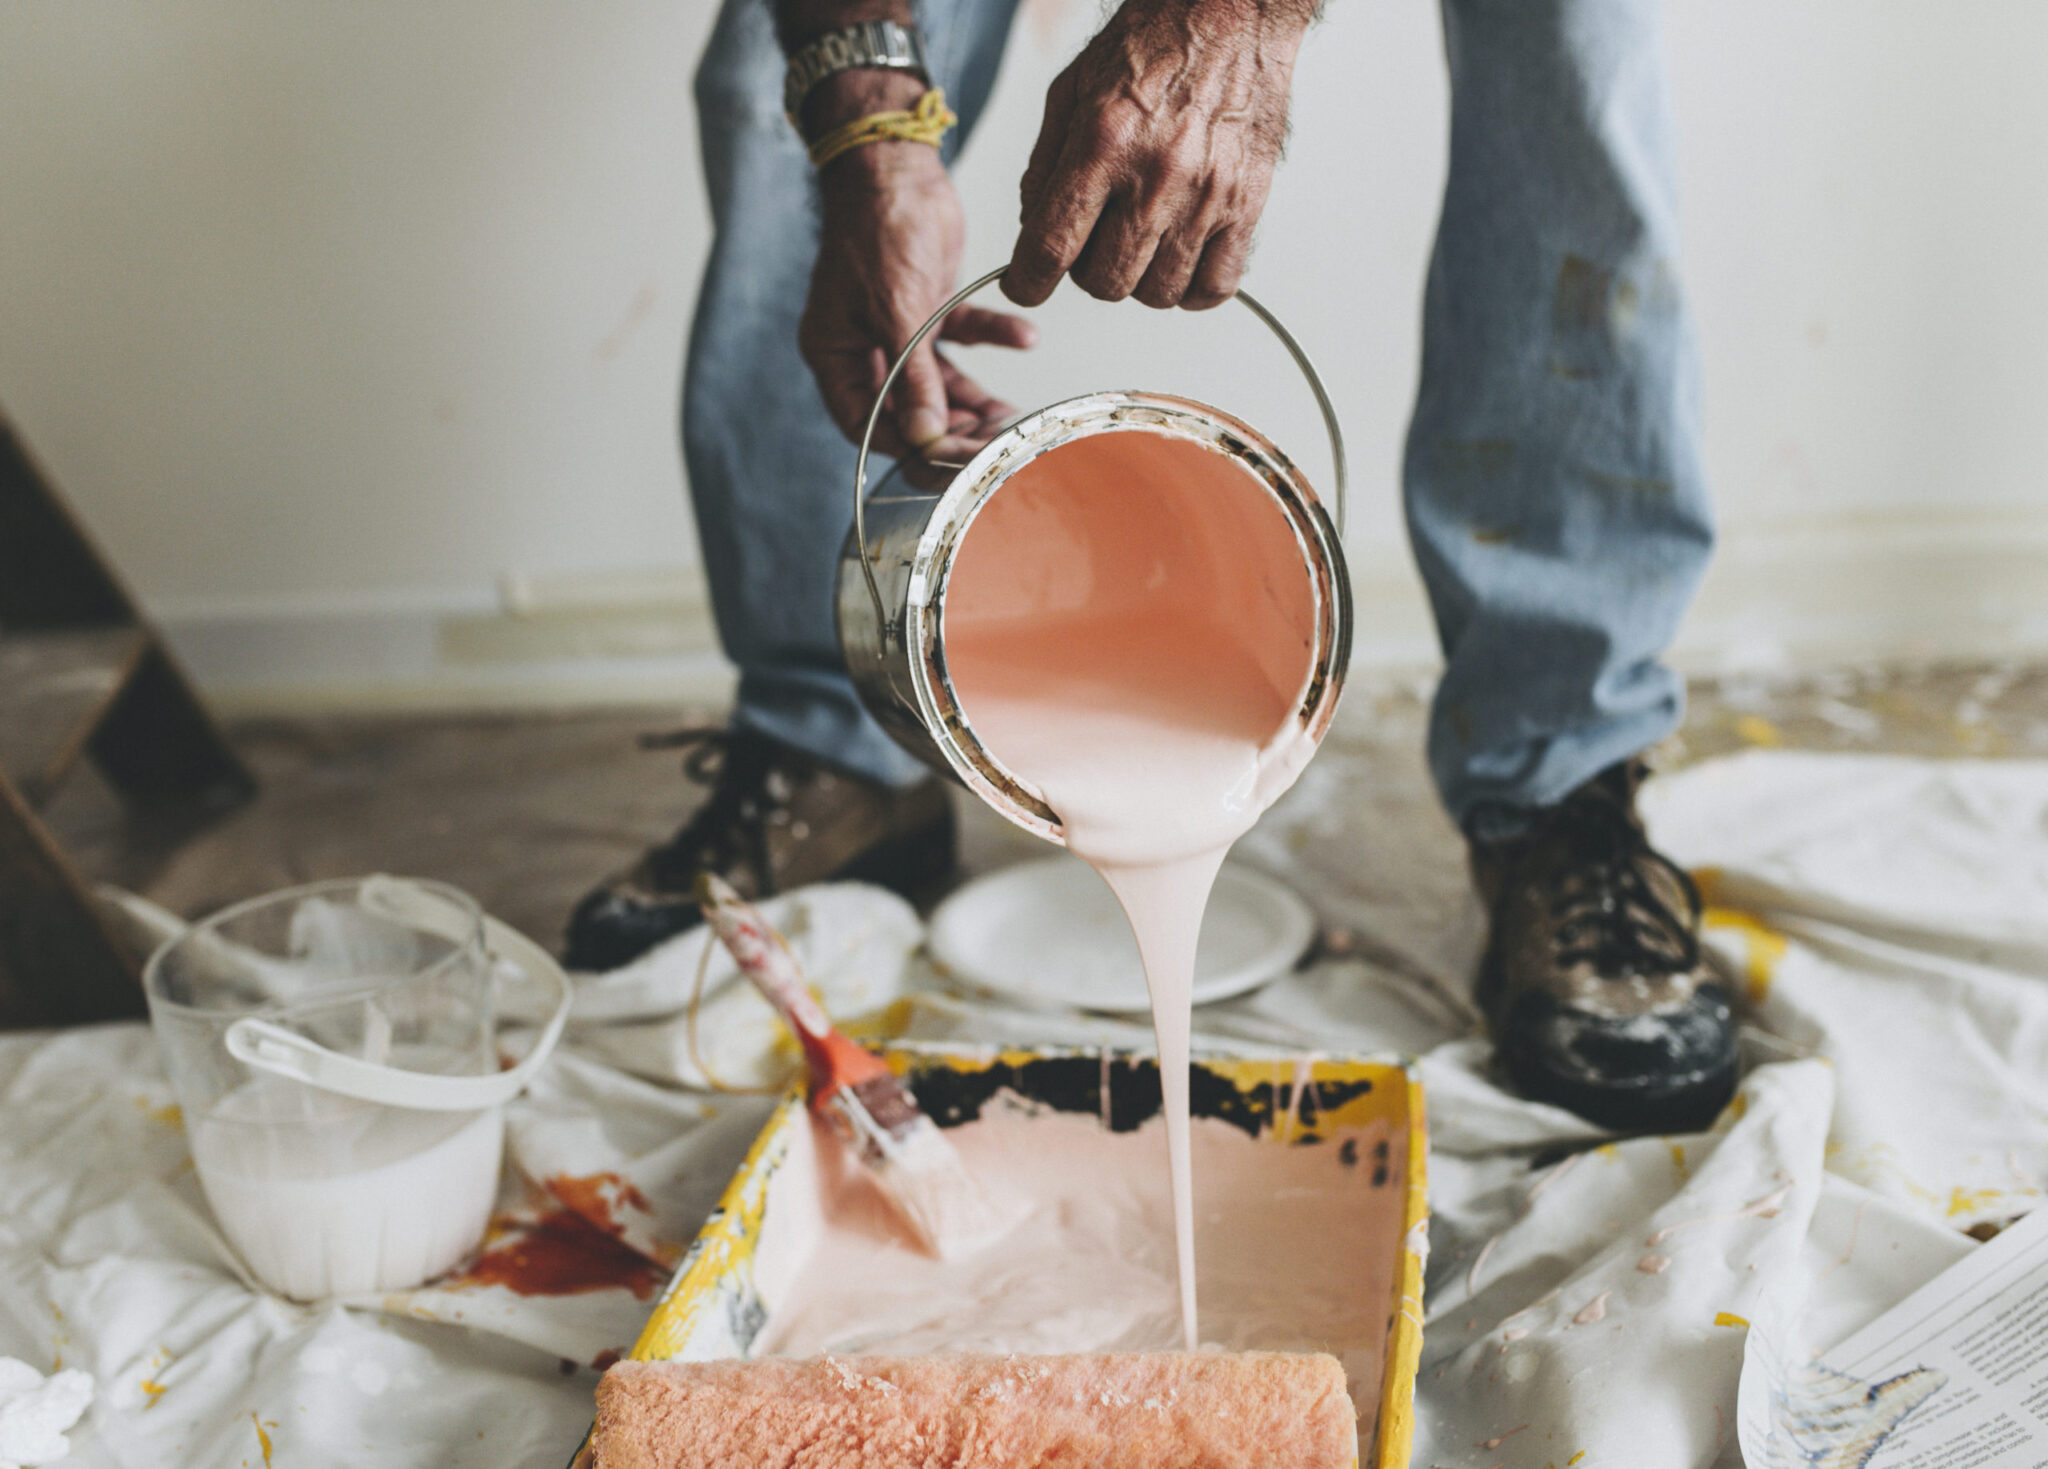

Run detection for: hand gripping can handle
[[835, 269, 1353, 846]]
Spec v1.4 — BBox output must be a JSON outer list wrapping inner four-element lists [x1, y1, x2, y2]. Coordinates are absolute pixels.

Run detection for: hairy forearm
[[1132, 0, 1322, 27], [773, 0, 913, 54], [779, 0, 1317, 61]]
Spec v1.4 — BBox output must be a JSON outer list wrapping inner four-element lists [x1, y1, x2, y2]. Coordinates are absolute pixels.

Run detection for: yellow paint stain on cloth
[[1703, 907, 1789, 1004], [1667, 1141, 1690, 1181], [1947, 1186, 2004, 1219], [1713, 1312, 1750, 1329], [1569, 1454, 1588, 1466], [140, 1347, 174, 1407], [1734, 714, 1783, 747], [251, 1413, 276, 1468], [134, 1099, 183, 1128], [844, 996, 918, 1043]]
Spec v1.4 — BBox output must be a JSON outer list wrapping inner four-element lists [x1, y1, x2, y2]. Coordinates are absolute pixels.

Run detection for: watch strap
[[783, 20, 931, 129]]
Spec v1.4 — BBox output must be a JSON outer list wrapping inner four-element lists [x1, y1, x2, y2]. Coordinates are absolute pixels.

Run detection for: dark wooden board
[[0, 773, 145, 1026], [0, 625, 151, 804], [0, 415, 133, 629]]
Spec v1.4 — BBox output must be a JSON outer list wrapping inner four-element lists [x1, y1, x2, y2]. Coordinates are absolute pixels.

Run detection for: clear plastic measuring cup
[[142, 875, 570, 1300]]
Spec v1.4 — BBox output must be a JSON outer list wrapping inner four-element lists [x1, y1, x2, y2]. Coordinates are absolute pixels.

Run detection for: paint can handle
[[851, 267, 1349, 647]]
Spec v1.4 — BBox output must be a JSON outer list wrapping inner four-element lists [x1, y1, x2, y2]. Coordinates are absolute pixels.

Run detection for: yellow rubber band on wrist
[[807, 87, 956, 169]]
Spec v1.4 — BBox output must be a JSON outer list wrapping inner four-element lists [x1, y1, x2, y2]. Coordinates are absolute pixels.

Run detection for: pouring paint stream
[[944, 427, 1324, 1348]]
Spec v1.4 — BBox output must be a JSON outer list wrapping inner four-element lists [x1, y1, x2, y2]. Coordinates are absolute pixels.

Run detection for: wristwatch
[[782, 19, 931, 130]]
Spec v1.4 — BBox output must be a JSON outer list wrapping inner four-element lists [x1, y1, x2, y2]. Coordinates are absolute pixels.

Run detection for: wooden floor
[[40, 659, 2048, 958]]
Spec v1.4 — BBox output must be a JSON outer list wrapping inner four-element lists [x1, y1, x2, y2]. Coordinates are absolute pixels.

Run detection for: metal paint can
[[835, 268, 1352, 846]]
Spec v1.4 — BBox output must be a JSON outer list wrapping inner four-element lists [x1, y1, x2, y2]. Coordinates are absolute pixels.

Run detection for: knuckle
[[1003, 254, 1057, 303], [1027, 215, 1085, 271], [1132, 277, 1174, 310], [1162, 131, 1209, 180], [1011, 240, 1060, 284], [1205, 261, 1245, 298], [1085, 104, 1140, 156], [1075, 260, 1131, 303], [1041, 210, 1089, 255]]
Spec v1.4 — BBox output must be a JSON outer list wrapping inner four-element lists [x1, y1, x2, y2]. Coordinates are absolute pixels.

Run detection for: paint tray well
[[601, 1044, 1426, 1467]]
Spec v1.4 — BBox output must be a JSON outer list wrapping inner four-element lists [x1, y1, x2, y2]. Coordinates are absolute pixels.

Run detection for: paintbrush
[[694, 872, 1021, 1259]]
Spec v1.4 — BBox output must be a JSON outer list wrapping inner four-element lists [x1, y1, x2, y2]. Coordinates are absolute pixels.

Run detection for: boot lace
[[637, 728, 795, 892], [1541, 788, 1703, 977]]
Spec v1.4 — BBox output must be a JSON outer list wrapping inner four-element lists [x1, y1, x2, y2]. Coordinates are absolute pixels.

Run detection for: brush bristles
[[871, 1124, 1025, 1262], [824, 1086, 1026, 1260], [844, 1073, 923, 1142]]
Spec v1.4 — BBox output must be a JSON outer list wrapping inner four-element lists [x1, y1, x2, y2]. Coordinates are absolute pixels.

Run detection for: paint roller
[[589, 1352, 1358, 1468]]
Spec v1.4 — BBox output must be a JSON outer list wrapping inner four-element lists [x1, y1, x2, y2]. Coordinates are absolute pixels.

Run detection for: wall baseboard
[[160, 569, 737, 717], [156, 509, 2048, 718]]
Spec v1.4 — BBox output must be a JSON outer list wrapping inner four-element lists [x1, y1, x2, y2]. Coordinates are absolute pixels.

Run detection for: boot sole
[[1501, 1043, 1740, 1134]]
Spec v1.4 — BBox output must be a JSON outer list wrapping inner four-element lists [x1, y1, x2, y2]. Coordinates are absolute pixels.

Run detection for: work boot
[[563, 727, 956, 972], [1468, 759, 1737, 1133]]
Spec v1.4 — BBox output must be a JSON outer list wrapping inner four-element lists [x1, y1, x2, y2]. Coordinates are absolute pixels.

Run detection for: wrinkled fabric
[[1, 751, 2042, 1467]]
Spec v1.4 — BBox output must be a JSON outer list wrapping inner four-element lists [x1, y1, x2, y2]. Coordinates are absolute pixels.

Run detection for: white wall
[[3, 0, 2046, 709], [0, 2, 721, 704]]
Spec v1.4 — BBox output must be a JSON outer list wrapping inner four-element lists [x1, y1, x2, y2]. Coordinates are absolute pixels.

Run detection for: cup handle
[[223, 906, 573, 1112]]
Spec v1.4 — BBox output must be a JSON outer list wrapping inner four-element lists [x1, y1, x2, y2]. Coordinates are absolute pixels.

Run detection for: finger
[[1184, 223, 1256, 311], [1006, 110, 1121, 306], [938, 304, 1038, 350], [1132, 209, 1211, 310], [862, 347, 933, 460], [810, 345, 910, 457], [1017, 70, 1075, 222], [892, 338, 951, 449], [1069, 193, 1162, 303]]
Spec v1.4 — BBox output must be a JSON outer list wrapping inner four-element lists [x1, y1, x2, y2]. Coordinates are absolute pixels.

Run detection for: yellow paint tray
[[600, 1043, 1426, 1468]]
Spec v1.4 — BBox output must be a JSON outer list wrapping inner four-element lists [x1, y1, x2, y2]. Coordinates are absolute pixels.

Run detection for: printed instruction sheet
[[1741, 1205, 2048, 1468]]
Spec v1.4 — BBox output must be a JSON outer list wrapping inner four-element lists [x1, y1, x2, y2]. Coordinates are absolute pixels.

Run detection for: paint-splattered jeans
[[685, 0, 1712, 832]]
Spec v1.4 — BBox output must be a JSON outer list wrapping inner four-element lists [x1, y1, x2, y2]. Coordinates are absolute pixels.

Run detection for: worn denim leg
[[1403, 0, 1713, 838], [685, 0, 1020, 787]]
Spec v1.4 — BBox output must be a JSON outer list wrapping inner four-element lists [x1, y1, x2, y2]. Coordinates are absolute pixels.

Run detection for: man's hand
[[799, 73, 1035, 461], [1005, 0, 1314, 312]]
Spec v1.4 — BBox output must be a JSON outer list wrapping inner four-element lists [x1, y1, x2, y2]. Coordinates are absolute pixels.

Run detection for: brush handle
[[695, 873, 889, 1098]]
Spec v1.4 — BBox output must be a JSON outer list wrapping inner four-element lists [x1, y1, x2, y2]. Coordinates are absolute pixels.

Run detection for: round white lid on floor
[[927, 855, 1316, 1013]]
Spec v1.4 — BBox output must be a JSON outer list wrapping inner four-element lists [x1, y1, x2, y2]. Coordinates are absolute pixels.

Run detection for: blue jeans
[[686, 0, 1712, 832]]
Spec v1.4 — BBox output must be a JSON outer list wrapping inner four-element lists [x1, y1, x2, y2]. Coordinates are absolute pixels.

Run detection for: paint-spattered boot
[[563, 727, 956, 973], [1468, 760, 1737, 1133]]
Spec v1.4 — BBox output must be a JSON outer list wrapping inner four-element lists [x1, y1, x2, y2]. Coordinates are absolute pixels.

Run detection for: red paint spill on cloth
[[449, 1209, 668, 1300], [549, 1172, 654, 1236]]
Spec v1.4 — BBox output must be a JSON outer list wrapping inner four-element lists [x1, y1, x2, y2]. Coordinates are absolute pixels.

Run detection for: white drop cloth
[[1, 751, 2041, 1467]]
